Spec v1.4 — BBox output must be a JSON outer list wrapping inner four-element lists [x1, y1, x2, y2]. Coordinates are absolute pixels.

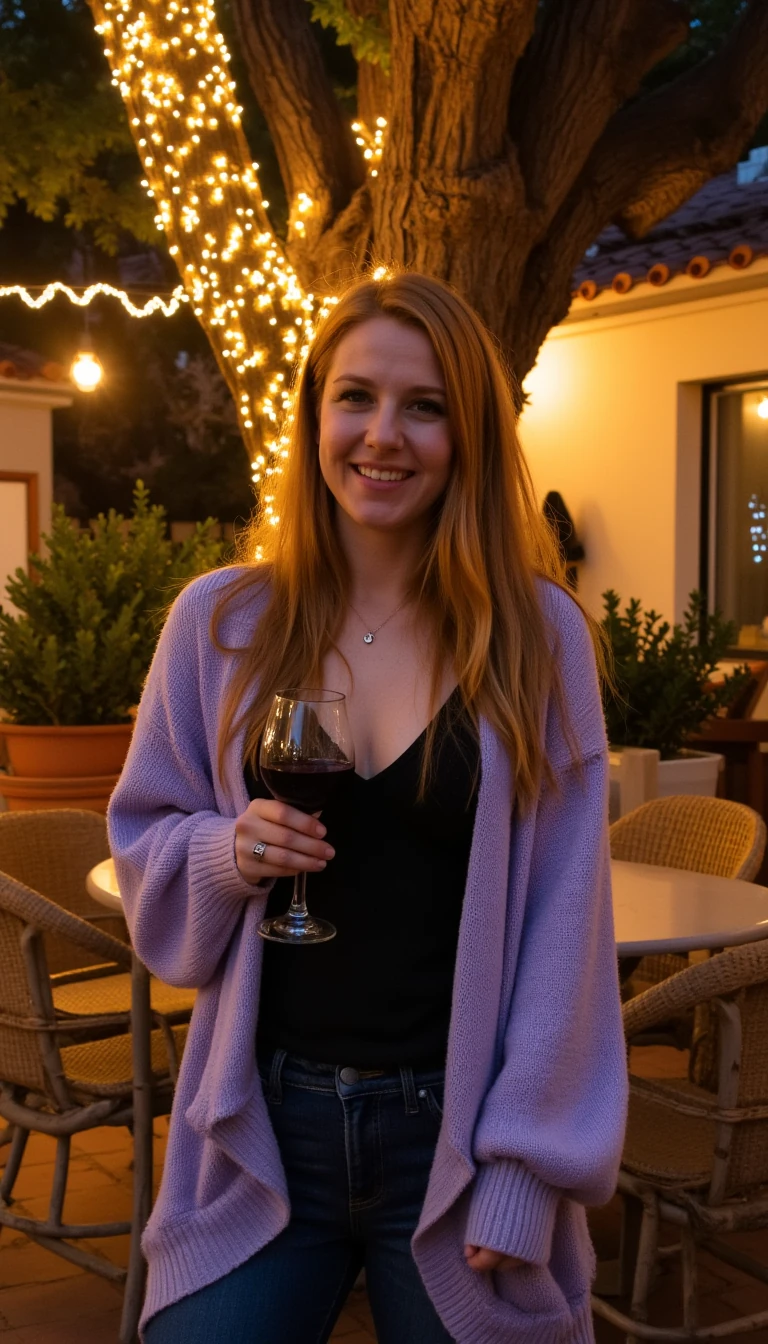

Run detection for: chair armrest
[[0, 872, 132, 969], [50, 963, 127, 987], [623, 938, 768, 1038]]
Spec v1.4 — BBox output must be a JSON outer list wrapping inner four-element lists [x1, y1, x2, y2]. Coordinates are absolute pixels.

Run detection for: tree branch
[[508, 0, 689, 226], [597, 0, 768, 236], [387, 0, 539, 175], [230, 0, 365, 243], [346, 0, 392, 125], [511, 0, 768, 383]]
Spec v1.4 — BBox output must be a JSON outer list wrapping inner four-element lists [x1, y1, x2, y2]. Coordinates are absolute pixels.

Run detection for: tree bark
[[90, 0, 768, 445], [229, 0, 364, 248], [346, 0, 391, 124], [510, 0, 768, 380], [507, 0, 690, 226]]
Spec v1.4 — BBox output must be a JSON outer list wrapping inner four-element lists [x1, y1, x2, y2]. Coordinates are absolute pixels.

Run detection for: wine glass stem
[[288, 871, 309, 922]]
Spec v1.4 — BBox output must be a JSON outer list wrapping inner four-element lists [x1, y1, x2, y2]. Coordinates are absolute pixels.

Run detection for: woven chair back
[[609, 795, 766, 880], [0, 810, 123, 973], [611, 796, 766, 989], [726, 978, 768, 1194], [0, 904, 54, 1096]]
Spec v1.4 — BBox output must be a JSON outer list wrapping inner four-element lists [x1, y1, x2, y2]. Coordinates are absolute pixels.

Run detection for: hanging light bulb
[[757, 396, 768, 420], [70, 350, 104, 392]]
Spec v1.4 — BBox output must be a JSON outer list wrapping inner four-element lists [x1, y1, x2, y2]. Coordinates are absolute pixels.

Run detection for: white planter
[[608, 745, 723, 821], [656, 748, 723, 799]]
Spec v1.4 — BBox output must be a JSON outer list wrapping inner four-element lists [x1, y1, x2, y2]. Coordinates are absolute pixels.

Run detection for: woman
[[108, 271, 627, 1344]]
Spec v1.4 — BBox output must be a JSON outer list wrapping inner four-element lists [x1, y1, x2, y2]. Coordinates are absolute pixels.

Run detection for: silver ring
[[252, 841, 268, 860]]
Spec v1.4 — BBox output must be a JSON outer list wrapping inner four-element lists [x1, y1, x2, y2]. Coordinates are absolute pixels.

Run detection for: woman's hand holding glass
[[235, 797, 335, 884]]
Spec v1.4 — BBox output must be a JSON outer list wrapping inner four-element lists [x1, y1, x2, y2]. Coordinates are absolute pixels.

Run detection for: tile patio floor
[[1, 1048, 766, 1342]]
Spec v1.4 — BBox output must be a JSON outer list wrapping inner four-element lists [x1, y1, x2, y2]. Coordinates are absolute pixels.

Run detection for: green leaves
[[306, 0, 390, 70], [0, 75, 155, 252], [0, 483, 226, 725], [601, 590, 751, 759]]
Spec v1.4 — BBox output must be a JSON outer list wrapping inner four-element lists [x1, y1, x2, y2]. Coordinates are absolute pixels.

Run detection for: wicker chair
[[0, 809, 128, 965], [591, 938, 768, 1340], [0, 810, 193, 1054], [0, 869, 186, 1344], [610, 795, 766, 997]]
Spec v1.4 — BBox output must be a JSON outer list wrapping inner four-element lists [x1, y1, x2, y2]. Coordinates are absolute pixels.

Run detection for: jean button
[[340, 1066, 359, 1085]]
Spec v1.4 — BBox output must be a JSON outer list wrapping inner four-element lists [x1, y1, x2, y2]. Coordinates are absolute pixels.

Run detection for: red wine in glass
[[258, 689, 355, 944], [260, 760, 354, 815]]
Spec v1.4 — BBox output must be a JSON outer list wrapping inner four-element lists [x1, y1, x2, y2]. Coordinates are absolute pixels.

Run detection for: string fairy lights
[[0, 281, 188, 319], [85, 0, 383, 504], [351, 117, 387, 177]]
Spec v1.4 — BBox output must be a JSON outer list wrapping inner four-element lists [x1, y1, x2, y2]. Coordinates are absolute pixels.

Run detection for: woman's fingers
[[234, 798, 335, 882], [252, 818, 334, 861], [255, 798, 327, 834], [235, 837, 330, 882], [463, 1245, 523, 1273]]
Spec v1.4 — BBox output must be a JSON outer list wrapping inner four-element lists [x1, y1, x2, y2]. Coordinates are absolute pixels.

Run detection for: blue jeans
[[145, 1050, 455, 1343]]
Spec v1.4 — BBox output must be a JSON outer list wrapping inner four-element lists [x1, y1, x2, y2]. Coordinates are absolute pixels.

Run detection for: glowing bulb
[[758, 397, 768, 420], [70, 351, 104, 391]]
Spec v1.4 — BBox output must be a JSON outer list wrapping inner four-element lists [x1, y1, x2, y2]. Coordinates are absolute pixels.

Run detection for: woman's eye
[[337, 388, 370, 404], [412, 399, 445, 416]]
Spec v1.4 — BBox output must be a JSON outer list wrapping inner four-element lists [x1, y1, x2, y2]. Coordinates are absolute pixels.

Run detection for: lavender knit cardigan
[[107, 568, 627, 1344]]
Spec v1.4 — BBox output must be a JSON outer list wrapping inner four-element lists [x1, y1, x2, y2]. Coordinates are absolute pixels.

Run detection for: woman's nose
[[364, 403, 403, 452]]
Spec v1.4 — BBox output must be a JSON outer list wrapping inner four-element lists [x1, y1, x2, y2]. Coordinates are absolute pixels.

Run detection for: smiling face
[[317, 315, 453, 539]]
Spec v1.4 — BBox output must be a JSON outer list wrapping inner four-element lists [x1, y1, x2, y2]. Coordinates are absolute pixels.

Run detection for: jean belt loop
[[267, 1047, 287, 1105], [399, 1065, 419, 1115]]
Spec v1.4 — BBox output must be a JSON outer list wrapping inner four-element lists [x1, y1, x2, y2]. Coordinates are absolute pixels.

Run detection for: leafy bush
[[0, 483, 226, 725], [601, 589, 751, 759]]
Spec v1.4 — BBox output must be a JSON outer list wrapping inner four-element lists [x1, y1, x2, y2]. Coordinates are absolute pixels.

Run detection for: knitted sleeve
[[107, 574, 273, 989], [465, 589, 627, 1265]]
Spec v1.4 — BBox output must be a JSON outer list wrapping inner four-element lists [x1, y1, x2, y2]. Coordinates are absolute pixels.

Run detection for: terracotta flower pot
[[0, 773, 120, 814], [0, 723, 133, 779]]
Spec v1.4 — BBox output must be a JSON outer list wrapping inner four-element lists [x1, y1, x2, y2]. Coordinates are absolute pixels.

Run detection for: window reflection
[[715, 385, 768, 645]]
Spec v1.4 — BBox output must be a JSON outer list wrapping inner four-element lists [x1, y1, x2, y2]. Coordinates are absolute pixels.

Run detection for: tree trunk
[[88, 0, 768, 443]]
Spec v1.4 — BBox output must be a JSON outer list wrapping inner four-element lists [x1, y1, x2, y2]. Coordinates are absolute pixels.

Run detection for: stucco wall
[[519, 272, 768, 624], [0, 380, 71, 602]]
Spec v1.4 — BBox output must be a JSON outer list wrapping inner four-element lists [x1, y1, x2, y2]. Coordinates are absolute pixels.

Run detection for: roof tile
[[0, 343, 66, 384], [573, 159, 768, 293]]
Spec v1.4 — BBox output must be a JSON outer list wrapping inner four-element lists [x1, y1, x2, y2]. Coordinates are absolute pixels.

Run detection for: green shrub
[[0, 482, 227, 725], [601, 589, 751, 759]]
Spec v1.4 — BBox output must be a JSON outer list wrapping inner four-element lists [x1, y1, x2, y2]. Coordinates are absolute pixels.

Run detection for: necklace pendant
[[363, 632, 375, 645]]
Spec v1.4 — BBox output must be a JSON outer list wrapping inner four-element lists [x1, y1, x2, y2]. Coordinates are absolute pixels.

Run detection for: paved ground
[[0, 1048, 766, 1342]]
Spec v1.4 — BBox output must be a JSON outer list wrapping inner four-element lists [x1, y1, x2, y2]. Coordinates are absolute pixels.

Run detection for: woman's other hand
[[464, 1244, 523, 1273], [235, 798, 335, 884]]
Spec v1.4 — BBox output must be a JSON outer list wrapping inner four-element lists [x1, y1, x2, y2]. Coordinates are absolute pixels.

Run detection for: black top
[[246, 691, 480, 1069]]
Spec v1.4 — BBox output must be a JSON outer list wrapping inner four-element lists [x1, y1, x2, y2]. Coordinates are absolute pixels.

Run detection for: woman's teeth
[[355, 465, 410, 481]]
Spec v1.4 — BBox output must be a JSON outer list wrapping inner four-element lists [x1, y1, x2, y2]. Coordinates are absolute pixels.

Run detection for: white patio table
[[88, 856, 768, 957], [611, 859, 768, 956]]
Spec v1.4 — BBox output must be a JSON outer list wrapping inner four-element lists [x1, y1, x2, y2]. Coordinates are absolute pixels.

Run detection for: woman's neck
[[337, 514, 426, 615]]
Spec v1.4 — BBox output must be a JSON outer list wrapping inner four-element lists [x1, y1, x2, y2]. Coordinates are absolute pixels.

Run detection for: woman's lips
[[351, 463, 414, 490]]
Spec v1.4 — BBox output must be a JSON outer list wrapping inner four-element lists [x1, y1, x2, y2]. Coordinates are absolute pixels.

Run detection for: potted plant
[[601, 589, 751, 803], [0, 483, 226, 812]]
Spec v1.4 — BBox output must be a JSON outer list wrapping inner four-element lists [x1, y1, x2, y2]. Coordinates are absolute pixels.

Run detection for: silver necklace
[[348, 598, 409, 645]]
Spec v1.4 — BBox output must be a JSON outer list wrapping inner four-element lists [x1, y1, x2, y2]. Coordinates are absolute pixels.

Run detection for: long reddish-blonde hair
[[212, 270, 590, 810]]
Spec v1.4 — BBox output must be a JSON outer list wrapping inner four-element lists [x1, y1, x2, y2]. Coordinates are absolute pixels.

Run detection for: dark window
[[710, 382, 768, 641]]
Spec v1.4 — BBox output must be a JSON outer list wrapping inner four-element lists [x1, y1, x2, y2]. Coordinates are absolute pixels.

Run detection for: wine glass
[[258, 688, 354, 944]]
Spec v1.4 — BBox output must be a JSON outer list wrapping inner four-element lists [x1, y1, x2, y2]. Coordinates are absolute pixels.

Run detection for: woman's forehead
[[326, 316, 445, 386]]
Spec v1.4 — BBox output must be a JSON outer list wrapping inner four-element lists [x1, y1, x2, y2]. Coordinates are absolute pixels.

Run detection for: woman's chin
[[340, 502, 420, 534]]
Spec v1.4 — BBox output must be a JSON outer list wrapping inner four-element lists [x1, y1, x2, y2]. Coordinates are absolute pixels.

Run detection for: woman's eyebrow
[[332, 373, 446, 395]]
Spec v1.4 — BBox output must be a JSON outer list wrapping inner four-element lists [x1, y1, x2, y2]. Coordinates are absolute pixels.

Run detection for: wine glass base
[[258, 913, 337, 944]]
